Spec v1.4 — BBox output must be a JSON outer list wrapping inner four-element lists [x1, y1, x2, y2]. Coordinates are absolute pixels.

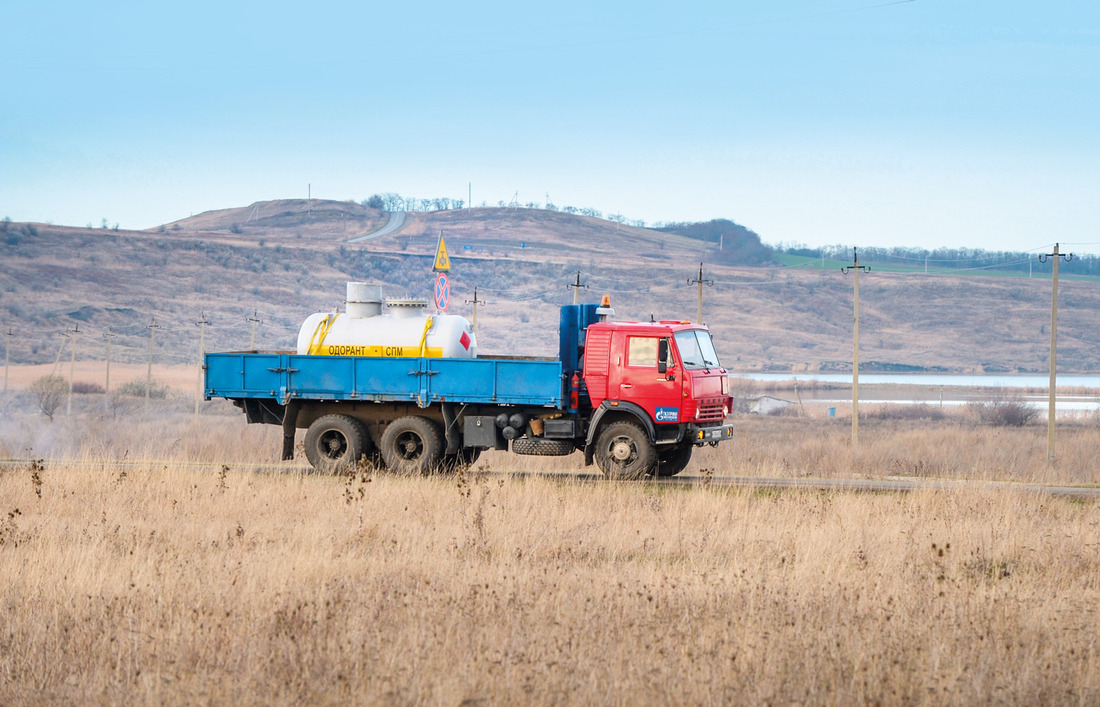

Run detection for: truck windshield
[[674, 330, 721, 370]]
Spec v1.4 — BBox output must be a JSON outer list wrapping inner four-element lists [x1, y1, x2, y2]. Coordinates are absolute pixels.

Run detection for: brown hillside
[[1, 199, 1097, 376]]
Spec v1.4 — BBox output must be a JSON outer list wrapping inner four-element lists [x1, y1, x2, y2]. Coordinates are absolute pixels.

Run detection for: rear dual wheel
[[380, 416, 445, 475], [304, 414, 371, 473]]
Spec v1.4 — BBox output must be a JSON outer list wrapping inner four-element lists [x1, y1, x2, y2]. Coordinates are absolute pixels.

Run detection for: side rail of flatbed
[[204, 352, 564, 408]]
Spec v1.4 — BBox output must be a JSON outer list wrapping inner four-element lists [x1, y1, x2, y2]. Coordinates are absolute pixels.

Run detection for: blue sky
[[2, 1, 1098, 252]]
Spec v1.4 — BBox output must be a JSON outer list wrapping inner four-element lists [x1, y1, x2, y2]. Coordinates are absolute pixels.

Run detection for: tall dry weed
[[1, 458, 1097, 704]]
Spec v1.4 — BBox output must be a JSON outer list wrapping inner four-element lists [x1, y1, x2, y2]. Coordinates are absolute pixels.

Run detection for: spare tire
[[512, 437, 576, 457]]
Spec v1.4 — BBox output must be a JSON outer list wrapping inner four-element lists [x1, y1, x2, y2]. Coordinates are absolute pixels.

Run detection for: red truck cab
[[580, 317, 734, 477]]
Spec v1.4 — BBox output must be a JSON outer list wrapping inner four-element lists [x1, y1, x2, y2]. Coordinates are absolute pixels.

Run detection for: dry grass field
[[2, 406, 1099, 705]]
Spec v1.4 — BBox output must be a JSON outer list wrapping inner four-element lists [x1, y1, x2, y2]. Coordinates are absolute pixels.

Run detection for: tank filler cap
[[385, 298, 429, 319]]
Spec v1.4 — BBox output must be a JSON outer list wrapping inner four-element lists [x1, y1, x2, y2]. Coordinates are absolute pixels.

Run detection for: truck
[[203, 286, 734, 479]]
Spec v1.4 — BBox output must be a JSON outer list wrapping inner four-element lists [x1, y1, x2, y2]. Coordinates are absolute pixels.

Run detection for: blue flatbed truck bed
[[204, 352, 565, 408]]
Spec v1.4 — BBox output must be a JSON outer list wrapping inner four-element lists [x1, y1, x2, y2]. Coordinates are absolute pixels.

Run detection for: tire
[[594, 421, 657, 480], [656, 445, 693, 477], [511, 437, 576, 457], [380, 416, 444, 475], [304, 414, 370, 473]]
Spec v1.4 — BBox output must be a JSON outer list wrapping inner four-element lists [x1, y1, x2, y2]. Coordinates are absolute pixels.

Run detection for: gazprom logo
[[655, 406, 679, 423]]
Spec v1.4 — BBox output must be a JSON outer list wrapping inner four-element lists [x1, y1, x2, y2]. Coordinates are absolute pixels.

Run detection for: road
[[1, 458, 1096, 499], [347, 211, 406, 243]]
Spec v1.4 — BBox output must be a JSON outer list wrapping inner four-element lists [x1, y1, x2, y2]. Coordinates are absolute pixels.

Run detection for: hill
[[2, 199, 1099, 375]]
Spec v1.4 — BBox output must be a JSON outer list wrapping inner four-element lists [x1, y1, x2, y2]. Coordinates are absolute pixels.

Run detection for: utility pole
[[104, 328, 113, 414], [1039, 243, 1072, 463], [52, 333, 67, 376], [67, 324, 80, 416], [196, 312, 208, 417], [146, 318, 159, 414], [567, 272, 588, 306], [842, 248, 871, 447], [464, 288, 484, 337], [687, 263, 713, 324], [248, 310, 262, 351], [3, 328, 11, 396]]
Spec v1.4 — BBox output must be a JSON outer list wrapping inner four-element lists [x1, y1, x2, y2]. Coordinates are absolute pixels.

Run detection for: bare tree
[[29, 375, 67, 421]]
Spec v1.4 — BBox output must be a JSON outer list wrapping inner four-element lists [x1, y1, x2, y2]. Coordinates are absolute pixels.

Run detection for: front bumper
[[687, 423, 734, 444]]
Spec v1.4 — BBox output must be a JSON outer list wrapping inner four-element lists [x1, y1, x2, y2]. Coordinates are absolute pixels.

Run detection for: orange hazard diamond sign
[[433, 232, 451, 272]]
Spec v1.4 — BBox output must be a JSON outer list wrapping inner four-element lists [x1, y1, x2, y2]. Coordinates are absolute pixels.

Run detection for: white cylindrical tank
[[296, 283, 477, 358]]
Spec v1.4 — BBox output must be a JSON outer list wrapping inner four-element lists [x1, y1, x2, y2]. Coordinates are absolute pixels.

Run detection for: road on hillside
[[347, 211, 406, 243]]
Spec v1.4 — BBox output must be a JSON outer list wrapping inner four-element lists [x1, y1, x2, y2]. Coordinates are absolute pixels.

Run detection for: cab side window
[[627, 337, 658, 367]]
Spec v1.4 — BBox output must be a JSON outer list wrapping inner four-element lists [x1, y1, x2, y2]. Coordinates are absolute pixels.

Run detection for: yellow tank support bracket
[[306, 313, 340, 355], [417, 316, 434, 357]]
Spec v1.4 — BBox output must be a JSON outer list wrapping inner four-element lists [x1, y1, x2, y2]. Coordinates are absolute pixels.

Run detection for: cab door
[[612, 334, 683, 424]]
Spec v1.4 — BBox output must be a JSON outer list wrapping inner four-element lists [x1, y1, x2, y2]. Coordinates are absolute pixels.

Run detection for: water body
[[740, 373, 1100, 389], [734, 373, 1100, 415]]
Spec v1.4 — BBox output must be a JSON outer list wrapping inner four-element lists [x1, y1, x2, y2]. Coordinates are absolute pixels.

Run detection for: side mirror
[[657, 338, 669, 374]]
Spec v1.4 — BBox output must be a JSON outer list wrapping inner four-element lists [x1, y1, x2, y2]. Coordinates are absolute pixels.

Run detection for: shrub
[[967, 398, 1039, 427], [72, 381, 106, 395], [867, 404, 948, 421], [116, 379, 170, 399], [28, 375, 68, 420]]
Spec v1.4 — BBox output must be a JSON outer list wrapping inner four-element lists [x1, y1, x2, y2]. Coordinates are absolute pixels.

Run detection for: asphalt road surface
[[347, 211, 406, 243], [1, 459, 1096, 499]]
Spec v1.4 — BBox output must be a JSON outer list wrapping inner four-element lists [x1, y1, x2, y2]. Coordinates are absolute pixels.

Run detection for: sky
[[2, 1, 1098, 253]]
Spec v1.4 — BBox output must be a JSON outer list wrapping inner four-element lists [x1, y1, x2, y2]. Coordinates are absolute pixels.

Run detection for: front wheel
[[303, 414, 370, 473], [380, 416, 444, 475], [594, 421, 657, 480]]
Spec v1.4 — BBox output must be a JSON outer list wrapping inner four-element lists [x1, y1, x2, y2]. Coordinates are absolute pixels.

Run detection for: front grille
[[696, 401, 725, 422]]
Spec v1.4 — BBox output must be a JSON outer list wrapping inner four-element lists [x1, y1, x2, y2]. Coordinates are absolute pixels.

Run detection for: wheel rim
[[608, 435, 637, 465], [395, 431, 425, 461], [319, 430, 349, 460]]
